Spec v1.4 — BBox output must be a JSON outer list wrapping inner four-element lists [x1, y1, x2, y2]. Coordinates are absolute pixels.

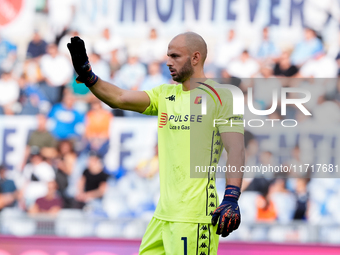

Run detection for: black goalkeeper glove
[[67, 36, 98, 87], [211, 185, 241, 237]]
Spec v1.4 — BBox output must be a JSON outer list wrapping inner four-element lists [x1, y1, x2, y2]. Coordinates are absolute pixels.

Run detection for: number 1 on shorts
[[181, 237, 187, 255]]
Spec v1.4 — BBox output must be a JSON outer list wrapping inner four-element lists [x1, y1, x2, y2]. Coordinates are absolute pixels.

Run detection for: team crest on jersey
[[194, 96, 202, 104]]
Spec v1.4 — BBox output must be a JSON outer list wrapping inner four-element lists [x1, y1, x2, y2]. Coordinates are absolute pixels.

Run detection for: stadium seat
[[95, 221, 122, 238], [271, 192, 296, 223], [122, 219, 148, 238], [55, 209, 87, 236], [238, 191, 259, 223], [6, 218, 36, 236]]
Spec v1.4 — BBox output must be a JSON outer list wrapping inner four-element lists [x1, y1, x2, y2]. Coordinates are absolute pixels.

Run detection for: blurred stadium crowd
[[0, 0, 340, 239]]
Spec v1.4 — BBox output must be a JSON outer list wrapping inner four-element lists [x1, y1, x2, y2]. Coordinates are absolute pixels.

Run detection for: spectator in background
[[0, 165, 17, 209], [73, 152, 109, 209], [89, 53, 111, 82], [23, 58, 43, 84], [93, 28, 125, 63], [113, 55, 147, 91], [274, 50, 299, 77], [40, 43, 73, 103], [21, 148, 56, 209], [255, 27, 280, 62], [0, 35, 17, 72], [19, 74, 50, 115], [21, 58, 48, 114], [256, 183, 277, 222], [55, 140, 77, 207], [83, 100, 113, 158], [26, 30, 47, 59], [23, 114, 58, 169], [243, 130, 258, 174], [253, 64, 281, 109], [290, 28, 323, 66], [299, 50, 338, 78], [139, 62, 169, 91], [269, 178, 296, 223], [139, 28, 167, 64], [108, 48, 122, 75], [0, 165, 16, 194], [0, 71, 20, 115], [28, 180, 62, 216], [255, 179, 294, 223], [299, 50, 338, 98], [293, 178, 309, 220], [48, 90, 84, 140], [227, 50, 260, 78], [214, 29, 244, 71]]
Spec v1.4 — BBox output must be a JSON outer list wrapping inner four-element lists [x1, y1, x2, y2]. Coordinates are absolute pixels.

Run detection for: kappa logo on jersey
[[159, 112, 168, 128], [194, 96, 202, 104], [166, 95, 175, 101]]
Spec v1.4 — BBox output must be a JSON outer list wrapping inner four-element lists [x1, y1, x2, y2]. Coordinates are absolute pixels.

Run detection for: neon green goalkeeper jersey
[[143, 80, 243, 223]]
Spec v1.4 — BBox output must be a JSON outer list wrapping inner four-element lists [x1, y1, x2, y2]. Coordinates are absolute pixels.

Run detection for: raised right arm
[[89, 78, 150, 113]]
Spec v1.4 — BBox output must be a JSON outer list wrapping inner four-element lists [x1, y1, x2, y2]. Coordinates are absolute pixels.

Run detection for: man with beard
[[67, 32, 244, 254]]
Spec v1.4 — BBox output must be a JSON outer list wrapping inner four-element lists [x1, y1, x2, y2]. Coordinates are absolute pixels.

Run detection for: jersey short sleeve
[[142, 84, 166, 116], [215, 88, 244, 134]]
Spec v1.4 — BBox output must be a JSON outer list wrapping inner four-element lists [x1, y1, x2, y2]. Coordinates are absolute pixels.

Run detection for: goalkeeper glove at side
[[211, 185, 241, 237], [67, 36, 98, 87]]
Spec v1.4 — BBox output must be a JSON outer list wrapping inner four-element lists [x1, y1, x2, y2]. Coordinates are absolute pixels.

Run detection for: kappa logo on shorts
[[200, 233, 208, 239], [208, 184, 214, 189], [209, 202, 216, 207], [209, 193, 216, 198], [199, 243, 208, 248], [200, 225, 208, 231], [200, 252, 207, 255], [159, 112, 168, 128]]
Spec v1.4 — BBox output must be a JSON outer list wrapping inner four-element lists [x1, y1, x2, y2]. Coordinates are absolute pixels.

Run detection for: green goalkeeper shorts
[[139, 217, 219, 255]]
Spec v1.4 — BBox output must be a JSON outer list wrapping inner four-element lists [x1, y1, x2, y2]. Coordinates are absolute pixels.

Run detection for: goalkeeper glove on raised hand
[[211, 185, 241, 237], [67, 36, 98, 87]]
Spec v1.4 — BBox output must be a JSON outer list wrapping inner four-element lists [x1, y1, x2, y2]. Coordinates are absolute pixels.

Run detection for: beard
[[172, 58, 194, 83]]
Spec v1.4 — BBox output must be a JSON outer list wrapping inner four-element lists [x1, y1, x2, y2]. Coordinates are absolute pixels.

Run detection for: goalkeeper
[[67, 32, 244, 255]]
